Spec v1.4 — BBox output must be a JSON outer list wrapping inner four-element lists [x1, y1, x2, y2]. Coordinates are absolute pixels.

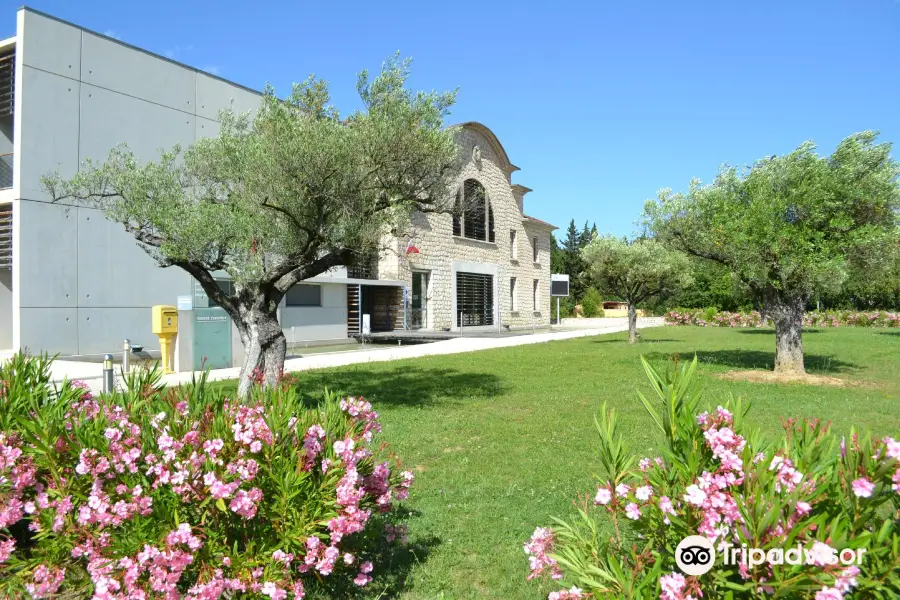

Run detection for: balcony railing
[[0, 153, 11, 189], [347, 262, 377, 280]]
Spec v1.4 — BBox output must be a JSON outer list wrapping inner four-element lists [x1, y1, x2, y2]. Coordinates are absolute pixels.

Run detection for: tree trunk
[[770, 296, 805, 374], [628, 304, 638, 344], [235, 300, 286, 399]]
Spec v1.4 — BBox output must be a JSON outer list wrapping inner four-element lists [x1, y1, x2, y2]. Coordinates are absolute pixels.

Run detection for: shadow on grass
[[876, 331, 900, 337], [292, 366, 505, 408], [735, 329, 823, 335], [591, 338, 680, 344], [642, 350, 859, 374], [307, 509, 441, 599]]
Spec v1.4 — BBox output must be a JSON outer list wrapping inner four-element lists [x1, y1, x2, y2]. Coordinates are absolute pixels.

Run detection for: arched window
[[453, 179, 495, 242]]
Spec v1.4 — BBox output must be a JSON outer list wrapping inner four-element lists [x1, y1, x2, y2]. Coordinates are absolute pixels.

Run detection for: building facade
[[0, 8, 555, 359], [375, 123, 556, 332]]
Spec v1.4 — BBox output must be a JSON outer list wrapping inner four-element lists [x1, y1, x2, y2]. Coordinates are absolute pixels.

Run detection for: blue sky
[[4, 1, 899, 238]]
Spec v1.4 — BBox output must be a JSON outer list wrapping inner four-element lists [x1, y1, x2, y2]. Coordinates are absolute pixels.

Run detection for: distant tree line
[[550, 219, 597, 318]]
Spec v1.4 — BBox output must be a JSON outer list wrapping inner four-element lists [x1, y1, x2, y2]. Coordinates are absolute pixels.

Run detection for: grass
[[237, 326, 900, 598]]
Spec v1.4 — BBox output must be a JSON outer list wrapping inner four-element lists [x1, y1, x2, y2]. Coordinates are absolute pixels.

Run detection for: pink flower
[[852, 477, 875, 498], [815, 588, 843, 600], [594, 486, 612, 505], [524, 527, 561, 581], [625, 503, 641, 520], [635, 485, 653, 501], [0, 538, 14, 563], [835, 565, 860, 593], [659, 572, 687, 600], [548, 587, 586, 599], [684, 485, 706, 506], [884, 437, 900, 460], [615, 483, 630, 497]]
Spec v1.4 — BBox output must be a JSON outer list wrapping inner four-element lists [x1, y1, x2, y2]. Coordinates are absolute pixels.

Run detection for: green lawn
[[270, 326, 900, 598]]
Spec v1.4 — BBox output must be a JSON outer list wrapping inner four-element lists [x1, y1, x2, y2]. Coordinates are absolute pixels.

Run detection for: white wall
[[280, 283, 348, 344], [12, 9, 263, 355]]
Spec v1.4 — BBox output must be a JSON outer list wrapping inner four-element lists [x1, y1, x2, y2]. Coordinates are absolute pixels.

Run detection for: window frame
[[286, 284, 322, 307], [454, 179, 495, 243], [510, 277, 517, 312]]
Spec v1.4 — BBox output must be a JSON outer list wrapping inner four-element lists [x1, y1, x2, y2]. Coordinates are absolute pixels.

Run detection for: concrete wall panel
[[79, 83, 196, 164], [19, 307, 78, 354], [0, 269, 11, 348], [196, 116, 220, 140], [18, 67, 80, 199], [76, 208, 191, 308], [81, 32, 195, 114], [17, 200, 77, 307], [195, 73, 261, 121], [77, 307, 158, 355], [20, 10, 81, 79]]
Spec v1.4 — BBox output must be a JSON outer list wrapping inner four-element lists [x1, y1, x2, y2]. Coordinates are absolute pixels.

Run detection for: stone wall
[[377, 124, 554, 330]]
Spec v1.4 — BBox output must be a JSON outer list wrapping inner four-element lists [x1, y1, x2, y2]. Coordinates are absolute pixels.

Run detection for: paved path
[[45, 317, 665, 393]]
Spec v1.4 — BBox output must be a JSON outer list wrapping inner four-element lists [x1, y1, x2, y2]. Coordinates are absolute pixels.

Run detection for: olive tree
[[582, 235, 693, 343], [43, 57, 460, 397], [644, 132, 900, 373]]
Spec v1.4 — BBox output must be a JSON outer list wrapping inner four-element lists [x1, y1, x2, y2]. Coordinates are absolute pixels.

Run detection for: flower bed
[[0, 352, 413, 599], [525, 357, 900, 599], [665, 308, 900, 328]]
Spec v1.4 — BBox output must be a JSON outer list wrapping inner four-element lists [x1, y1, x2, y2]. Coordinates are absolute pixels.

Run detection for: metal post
[[557, 297, 561, 325], [103, 354, 114, 394], [459, 311, 463, 337], [122, 338, 131, 375]]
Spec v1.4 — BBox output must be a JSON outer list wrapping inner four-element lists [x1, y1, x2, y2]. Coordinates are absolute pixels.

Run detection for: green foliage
[[644, 132, 900, 308], [581, 287, 603, 318], [0, 355, 412, 597], [581, 235, 693, 311], [530, 357, 900, 599]]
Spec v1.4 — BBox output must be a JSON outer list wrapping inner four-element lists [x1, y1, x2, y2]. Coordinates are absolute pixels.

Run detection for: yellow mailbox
[[151, 305, 178, 373], [152, 305, 178, 335]]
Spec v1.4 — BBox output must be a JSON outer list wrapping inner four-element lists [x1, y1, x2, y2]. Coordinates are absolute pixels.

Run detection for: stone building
[[371, 122, 557, 332]]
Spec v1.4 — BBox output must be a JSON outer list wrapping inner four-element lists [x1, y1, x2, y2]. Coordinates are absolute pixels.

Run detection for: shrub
[[0, 352, 413, 599], [525, 357, 900, 599], [665, 308, 900, 328], [581, 288, 603, 318]]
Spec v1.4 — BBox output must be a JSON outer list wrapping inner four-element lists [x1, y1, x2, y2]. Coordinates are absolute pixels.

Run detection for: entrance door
[[456, 272, 494, 327], [410, 271, 428, 329]]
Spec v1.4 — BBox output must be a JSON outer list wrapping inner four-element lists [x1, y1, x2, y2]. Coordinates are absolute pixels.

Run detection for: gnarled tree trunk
[[769, 295, 805, 374], [235, 296, 286, 399], [628, 304, 638, 344]]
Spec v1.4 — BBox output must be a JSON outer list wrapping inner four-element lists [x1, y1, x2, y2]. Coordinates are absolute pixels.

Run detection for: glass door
[[411, 271, 428, 329]]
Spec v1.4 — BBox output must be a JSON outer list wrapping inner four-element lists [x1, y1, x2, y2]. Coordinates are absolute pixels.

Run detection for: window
[[454, 179, 495, 242], [533, 236, 539, 262], [286, 284, 322, 307], [510, 277, 517, 311], [510, 230, 517, 259], [456, 272, 494, 326], [533, 279, 540, 311]]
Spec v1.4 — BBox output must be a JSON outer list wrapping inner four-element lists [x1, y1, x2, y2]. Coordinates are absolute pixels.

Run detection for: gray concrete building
[[0, 8, 555, 363]]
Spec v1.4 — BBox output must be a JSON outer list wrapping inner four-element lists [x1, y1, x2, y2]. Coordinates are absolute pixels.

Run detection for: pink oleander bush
[[525, 357, 900, 599], [0, 351, 414, 599], [665, 308, 900, 328]]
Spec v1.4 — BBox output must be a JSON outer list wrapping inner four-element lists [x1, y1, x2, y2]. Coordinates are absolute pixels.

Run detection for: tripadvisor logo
[[675, 535, 867, 576], [675, 536, 715, 576]]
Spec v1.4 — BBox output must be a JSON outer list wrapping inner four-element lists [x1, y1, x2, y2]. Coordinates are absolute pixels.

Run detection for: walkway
[[45, 317, 665, 393]]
